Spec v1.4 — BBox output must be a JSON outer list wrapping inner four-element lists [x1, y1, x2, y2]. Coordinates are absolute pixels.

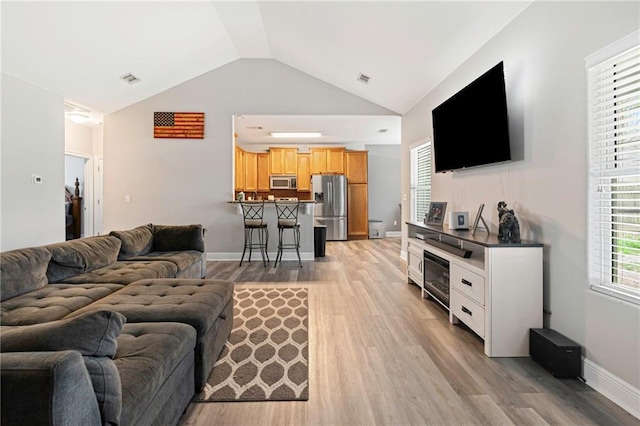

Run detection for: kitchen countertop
[[228, 200, 315, 203]]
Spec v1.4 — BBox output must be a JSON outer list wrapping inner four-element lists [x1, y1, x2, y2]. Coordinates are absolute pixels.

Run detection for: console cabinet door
[[408, 241, 424, 287], [257, 153, 270, 191]]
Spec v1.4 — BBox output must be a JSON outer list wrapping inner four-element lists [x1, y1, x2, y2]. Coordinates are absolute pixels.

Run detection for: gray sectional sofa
[[0, 224, 234, 426]]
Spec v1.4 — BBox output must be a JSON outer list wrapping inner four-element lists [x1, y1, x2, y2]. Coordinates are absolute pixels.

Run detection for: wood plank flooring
[[179, 238, 639, 426]]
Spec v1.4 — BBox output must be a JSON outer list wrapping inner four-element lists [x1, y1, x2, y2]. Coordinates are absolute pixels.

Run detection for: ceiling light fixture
[[66, 112, 89, 124], [270, 132, 322, 138]]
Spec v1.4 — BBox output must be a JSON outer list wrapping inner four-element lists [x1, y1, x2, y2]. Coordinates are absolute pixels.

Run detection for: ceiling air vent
[[246, 126, 263, 130], [377, 128, 388, 133], [119, 73, 141, 85], [357, 73, 371, 84]]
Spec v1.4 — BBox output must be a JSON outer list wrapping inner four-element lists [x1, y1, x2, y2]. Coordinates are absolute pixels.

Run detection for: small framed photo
[[425, 202, 447, 226]]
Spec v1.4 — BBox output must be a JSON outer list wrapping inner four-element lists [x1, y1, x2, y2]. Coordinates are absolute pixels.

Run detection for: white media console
[[407, 221, 543, 357]]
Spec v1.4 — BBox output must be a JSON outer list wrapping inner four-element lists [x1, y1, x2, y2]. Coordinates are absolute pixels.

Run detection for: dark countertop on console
[[406, 221, 543, 248]]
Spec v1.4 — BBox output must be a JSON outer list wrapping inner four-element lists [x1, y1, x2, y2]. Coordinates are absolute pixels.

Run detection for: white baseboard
[[385, 231, 402, 237], [583, 357, 640, 419], [207, 252, 314, 262]]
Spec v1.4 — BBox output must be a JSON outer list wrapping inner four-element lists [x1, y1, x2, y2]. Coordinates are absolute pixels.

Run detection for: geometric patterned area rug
[[195, 288, 309, 402]]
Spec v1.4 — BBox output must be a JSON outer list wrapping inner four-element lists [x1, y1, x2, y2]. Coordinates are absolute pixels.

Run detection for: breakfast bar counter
[[227, 200, 316, 262]]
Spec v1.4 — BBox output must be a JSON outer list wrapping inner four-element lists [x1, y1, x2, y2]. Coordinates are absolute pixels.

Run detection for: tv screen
[[432, 62, 510, 173]]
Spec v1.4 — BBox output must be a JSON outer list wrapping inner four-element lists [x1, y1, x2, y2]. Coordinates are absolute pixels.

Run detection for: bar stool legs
[[273, 201, 302, 268], [239, 202, 269, 267], [240, 227, 269, 267]]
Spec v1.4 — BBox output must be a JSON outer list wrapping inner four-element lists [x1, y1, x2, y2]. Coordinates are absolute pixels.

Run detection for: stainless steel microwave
[[270, 175, 297, 190]]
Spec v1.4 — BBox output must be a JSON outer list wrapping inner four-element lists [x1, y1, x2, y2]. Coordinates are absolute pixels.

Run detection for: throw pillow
[[0, 310, 126, 358], [153, 224, 205, 252]]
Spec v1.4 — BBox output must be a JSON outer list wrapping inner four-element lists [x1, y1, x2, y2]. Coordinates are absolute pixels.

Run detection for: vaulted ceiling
[[2, 1, 531, 115]]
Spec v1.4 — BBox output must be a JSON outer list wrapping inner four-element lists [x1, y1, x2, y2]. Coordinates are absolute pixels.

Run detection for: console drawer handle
[[461, 306, 472, 316], [461, 278, 472, 287]]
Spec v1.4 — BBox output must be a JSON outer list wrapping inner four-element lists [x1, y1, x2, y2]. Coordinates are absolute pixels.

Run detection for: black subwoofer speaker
[[530, 328, 581, 379]]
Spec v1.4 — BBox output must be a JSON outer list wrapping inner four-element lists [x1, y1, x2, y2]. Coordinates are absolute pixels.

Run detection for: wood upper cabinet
[[310, 147, 345, 174], [326, 148, 345, 174], [346, 151, 368, 184], [235, 146, 245, 191], [270, 148, 297, 175], [310, 148, 327, 174], [244, 152, 258, 191], [257, 153, 270, 191], [348, 183, 368, 238], [296, 153, 311, 192]]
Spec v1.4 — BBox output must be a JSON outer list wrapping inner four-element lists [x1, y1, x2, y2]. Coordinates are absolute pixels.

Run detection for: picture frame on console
[[425, 202, 447, 226]]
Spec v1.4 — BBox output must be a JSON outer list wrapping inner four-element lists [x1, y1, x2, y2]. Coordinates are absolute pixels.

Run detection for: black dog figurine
[[497, 201, 521, 244]]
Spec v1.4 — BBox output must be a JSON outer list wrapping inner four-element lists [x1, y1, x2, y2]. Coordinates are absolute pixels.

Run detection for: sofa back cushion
[[109, 224, 154, 260], [0, 247, 52, 301], [45, 236, 122, 283], [153, 224, 205, 252], [0, 310, 126, 358]]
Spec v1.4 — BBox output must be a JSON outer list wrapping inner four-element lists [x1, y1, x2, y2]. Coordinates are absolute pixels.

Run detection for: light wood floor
[[179, 238, 638, 426]]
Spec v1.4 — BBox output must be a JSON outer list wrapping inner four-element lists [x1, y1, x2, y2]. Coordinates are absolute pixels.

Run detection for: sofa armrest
[[1, 351, 102, 426], [153, 224, 205, 252]]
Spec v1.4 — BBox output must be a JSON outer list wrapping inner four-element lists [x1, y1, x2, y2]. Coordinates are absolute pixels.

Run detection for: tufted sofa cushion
[[0, 283, 124, 326], [126, 251, 203, 275], [45, 236, 122, 283], [66, 278, 234, 390], [110, 224, 154, 260], [0, 247, 52, 301], [60, 261, 178, 285], [115, 322, 196, 426]]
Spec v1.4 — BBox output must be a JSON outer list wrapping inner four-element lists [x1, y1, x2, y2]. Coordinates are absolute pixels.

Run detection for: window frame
[[586, 30, 640, 305], [410, 137, 432, 223]]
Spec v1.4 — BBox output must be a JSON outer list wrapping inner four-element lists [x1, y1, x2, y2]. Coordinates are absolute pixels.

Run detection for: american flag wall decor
[[154, 112, 205, 139]]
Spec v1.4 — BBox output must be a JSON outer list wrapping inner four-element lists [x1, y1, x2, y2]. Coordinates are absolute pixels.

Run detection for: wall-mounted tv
[[432, 61, 510, 173]]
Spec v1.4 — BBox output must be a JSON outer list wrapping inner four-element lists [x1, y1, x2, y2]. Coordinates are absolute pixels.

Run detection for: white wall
[[1, 73, 65, 250], [104, 59, 396, 255], [64, 119, 93, 157], [401, 1, 640, 394], [366, 145, 401, 232]]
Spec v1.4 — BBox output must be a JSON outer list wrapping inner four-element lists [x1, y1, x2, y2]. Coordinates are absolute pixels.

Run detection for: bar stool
[[274, 201, 302, 268], [239, 201, 269, 267]]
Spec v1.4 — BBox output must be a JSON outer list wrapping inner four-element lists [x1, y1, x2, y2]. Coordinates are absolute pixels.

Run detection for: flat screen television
[[432, 61, 510, 173]]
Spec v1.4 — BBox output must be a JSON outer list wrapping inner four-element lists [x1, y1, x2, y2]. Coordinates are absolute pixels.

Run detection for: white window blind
[[411, 140, 432, 222], [588, 43, 640, 303]]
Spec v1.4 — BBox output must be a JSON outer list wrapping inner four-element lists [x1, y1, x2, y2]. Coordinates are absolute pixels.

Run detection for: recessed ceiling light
[[271, 132, 322, 138], [357, 73, 371, 84]]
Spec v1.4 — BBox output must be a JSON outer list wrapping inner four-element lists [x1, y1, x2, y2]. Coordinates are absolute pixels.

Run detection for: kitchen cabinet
[[310, 148, 345, 174], [310, 148, 327, 174], [257, 153, 270, 191], [244, 152, 258, 192], [297, 153, 311, 192], [270, 148, 297, 175], [346, 151, 368, 183], [347, 183, 368, 238], [235, 146, 245, 191]]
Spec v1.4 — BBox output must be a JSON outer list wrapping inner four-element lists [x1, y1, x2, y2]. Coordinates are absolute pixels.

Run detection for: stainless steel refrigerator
[[313, 175, 347, 241]]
